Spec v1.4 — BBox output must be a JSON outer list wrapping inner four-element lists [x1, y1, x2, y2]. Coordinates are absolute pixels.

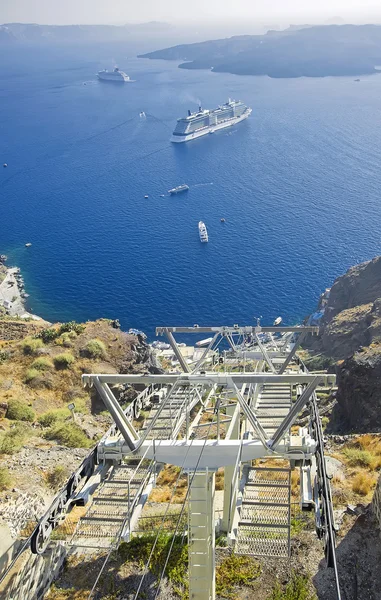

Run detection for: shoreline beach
[[0, 258, 43, 321]]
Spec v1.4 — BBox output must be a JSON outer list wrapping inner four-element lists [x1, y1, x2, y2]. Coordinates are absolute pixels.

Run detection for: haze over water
[[1, 44, 381, 338]]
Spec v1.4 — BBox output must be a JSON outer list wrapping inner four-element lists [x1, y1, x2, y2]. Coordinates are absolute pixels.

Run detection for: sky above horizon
[[1, 0, 381, 25]]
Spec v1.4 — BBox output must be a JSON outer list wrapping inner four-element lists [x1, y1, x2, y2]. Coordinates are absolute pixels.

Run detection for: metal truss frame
[[155, 325, 318, 374]]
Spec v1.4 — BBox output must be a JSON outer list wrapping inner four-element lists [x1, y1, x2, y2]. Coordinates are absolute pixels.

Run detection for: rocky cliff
[[307, 256, 381, 431], [310, 256, 381, 359], [336, 345, 381, 432]]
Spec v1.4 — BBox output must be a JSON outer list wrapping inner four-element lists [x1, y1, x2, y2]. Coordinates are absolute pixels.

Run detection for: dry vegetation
[[331, 434, 381, 502], [0, 318, 146, 492]]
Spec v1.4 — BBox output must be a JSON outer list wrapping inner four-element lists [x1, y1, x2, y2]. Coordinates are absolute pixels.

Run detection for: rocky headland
[[139, 24, 381, 78], [305, 255, 381, 432]]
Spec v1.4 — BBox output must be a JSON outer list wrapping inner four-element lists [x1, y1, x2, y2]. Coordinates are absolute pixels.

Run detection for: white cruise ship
[[171, 99, 252, 143], [97, 68, 132, 82], [198, 221, 208, 243]]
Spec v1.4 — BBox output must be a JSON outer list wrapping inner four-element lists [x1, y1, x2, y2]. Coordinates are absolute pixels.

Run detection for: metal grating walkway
[[69, 459, 153, 549], [255, 384, 292, 438], [235, 466, 291, 558], [141, 385, 202, 440]]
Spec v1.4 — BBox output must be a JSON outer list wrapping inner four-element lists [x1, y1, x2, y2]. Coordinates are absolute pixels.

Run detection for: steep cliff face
[[309, 256, 381, 359], [322, 256, 381, 326], [306, 256, 381, 431], [336, 345, 381, 431]]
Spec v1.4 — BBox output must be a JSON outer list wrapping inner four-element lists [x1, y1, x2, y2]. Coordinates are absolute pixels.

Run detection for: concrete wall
[[372, 472, 381, 532], [0, 543, 68, 600]]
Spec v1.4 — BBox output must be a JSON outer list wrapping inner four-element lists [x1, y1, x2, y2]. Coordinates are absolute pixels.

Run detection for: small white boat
[[198, 221, 208, 242], [273, 316, 283, 326], [139, 111, 146, 118], [196, 337, 214, 347], [25, 243, 32, 248]]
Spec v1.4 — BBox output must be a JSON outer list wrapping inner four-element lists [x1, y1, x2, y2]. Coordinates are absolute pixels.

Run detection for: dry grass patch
[[291, 469, 300, 499], [31, 356, 54, 371], [150, 465, 188, 502], [352, 471, 377, 496], [0, 466, 13, 490], [342, 448, 376, 469]]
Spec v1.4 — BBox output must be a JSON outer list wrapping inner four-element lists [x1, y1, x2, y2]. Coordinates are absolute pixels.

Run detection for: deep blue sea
[[1, 44, 381, 339]]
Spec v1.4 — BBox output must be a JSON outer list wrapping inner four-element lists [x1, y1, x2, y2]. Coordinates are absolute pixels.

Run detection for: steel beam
[[222, 404, 240, 533], [189, 471, 216, 600], [165, 330, 190, 373], [98, 437, 317, 469], [230, 382, 269, 446], [279, 331, 307, 374], [156, 326, 319, 335], [83, 373, 335, 386], [269, 378, 320, 448], [254, 333, 277, 374], [93, 378, 138, 451], [192, 333, 219, 373]]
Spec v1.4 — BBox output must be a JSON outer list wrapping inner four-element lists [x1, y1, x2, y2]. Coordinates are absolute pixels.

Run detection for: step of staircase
[[235, 466, 291, 558], [68, 458, 152, 548]]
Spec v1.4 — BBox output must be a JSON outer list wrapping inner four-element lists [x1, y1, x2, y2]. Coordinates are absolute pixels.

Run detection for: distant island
[[138, 24, 381, 79], [0, 21, 172, 44]]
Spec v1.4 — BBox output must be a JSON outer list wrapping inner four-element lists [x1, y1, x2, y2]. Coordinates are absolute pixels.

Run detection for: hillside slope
[[139, 24, 381, 78]]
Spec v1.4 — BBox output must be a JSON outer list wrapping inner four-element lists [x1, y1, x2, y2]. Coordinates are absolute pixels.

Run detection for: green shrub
[[24, 368, 40, 384], [55, 332, 75, 347], [268, 573, 315, 600], [216, 554, 261, 597], [6, 399, 35, 422], [38, 328, 59, 343], [38, 408, 70, 427], [46, 465, 69, 489], [0, 350, 9, 363], [84, 339, 106, 359], [54, 353, 75, 369], [342, 448, 375, 468], [44, 422, 91, 448], [0, 466, 13, 491], [58, 321, 85, 336], [0, 423, 32, 454], [37, 321, 85, 344], [304, 354, 336, 371], [22, 337, 44, 355], [31, 357, 54, 371], [119, 533, 188, 594]]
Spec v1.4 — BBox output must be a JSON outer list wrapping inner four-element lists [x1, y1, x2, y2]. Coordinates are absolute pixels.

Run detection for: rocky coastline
[[0, 255, 42, 322]]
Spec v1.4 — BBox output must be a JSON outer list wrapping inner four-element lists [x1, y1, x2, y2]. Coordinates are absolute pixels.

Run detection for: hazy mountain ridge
[[0, 21, 172, 44], [139, 24, 381, 78]]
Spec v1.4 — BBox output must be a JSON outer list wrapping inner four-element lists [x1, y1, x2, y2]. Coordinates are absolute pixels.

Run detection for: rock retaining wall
[[0, 543, 68, 600], [372, 472, 381, 533], [0, 320, 46, 341]]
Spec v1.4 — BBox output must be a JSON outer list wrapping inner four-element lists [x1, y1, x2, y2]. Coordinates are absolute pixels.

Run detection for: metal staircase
[[235, 466, 291, 558], [235, 383, 292, 558], [69, 458, 153, 549], [141, 384, 203, 440], [255, 383, 292, 438]]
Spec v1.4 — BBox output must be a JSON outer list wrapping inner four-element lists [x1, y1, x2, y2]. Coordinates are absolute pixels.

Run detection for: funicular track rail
[[310, 393, 342, 600]]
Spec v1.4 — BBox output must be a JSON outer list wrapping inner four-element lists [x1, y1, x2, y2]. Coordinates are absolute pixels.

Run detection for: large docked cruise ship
[[97, 68, 132, 83], [171, 99, 252, 143]]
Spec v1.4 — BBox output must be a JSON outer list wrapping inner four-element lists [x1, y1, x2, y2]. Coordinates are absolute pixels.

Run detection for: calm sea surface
[[1, 45, 381, 339]]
